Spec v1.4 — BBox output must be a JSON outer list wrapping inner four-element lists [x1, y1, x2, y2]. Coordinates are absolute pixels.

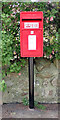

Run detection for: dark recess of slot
[[22, 19, 42, 21]]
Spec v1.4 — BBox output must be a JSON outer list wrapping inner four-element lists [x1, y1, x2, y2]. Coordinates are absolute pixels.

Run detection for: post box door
[[21, 29, 43, 57]]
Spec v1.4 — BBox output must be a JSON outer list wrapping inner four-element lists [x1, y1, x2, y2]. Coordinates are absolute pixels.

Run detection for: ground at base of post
[[2, 103, 59, 118]]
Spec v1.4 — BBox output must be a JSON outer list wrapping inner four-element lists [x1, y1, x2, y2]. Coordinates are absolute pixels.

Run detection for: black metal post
[[28, 57, 34, 109]]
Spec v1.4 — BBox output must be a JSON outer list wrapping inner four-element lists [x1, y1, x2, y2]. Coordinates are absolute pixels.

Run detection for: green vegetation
[[22, 97, 46, 110], [34, 101, 46, 110], [0, 80, 7, 92], [22, 97, 29, 106]]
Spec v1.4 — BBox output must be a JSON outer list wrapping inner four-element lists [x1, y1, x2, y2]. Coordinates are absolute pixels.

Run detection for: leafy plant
[[53, 29, 60, 59], [22, 97, 29, 106], [0, 80, 7, 92], [34, 101, 46, 110], [22, 97, 46, 110]]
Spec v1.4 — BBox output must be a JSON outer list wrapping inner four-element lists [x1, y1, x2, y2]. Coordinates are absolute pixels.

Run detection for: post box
[[20, 11, 43, 57]]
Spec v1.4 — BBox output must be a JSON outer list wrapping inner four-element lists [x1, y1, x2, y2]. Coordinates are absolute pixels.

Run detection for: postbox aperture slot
[[22, 19, 42, 21]]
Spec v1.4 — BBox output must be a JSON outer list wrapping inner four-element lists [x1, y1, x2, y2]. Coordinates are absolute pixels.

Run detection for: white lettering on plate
[[28, 35, 36, 50], [24, 22, 39, 29]]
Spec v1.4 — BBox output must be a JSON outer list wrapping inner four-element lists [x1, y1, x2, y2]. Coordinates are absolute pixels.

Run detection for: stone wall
[[34, 58, 58, 103], [2, 58, 59, 103]]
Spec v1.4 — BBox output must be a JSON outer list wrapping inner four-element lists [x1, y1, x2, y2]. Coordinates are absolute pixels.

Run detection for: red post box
[[20, 11, 43, 57]]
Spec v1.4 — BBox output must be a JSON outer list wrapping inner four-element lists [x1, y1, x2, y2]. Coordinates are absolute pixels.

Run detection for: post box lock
[[20, 11, 43, 57]]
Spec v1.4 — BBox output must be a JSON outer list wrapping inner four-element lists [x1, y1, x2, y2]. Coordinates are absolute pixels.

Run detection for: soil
[[2, 103, 59, 118]]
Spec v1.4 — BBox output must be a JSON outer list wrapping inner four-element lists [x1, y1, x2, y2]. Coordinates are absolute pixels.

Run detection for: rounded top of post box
[[20, 11, 43, 19], [20, 11, 43, 14]]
